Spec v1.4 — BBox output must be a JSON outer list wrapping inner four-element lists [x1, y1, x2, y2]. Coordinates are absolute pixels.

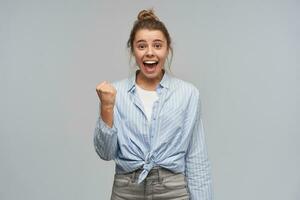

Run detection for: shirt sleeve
[[185, 96, 213, 200], [93, 115, 118, 161]]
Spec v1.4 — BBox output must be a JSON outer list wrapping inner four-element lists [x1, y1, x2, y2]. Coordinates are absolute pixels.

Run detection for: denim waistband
[[116, 166, 183, 184]]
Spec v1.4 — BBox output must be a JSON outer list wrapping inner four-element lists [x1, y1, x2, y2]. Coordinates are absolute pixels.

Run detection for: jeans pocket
[[113, 174, 131, 187], [162, 173, 187, 190]]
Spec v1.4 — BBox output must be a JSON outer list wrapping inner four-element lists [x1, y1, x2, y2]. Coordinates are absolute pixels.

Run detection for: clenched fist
[[96, 81, 117, 108], [96, 81, 116, 128]]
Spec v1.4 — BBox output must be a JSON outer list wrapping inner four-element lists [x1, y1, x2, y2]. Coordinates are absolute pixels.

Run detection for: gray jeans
[[111, 167, 189, 200]]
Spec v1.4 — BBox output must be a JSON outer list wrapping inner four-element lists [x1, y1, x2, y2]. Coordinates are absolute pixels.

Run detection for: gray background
[[1, 0, 299, 199]]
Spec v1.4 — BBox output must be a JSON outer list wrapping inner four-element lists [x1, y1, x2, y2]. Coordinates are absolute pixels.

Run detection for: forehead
[[134, 29, 166, 42]]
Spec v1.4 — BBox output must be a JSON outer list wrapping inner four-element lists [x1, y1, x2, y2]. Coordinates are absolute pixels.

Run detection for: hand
[[96, 81, 117, 109]]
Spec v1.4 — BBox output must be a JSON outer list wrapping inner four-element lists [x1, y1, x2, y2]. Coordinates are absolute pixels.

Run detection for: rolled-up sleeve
[[185, 97, 213, 200], [93, 116, 118, 161]]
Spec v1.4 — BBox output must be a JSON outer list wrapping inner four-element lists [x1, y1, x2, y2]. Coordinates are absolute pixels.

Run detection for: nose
[[146, 46, 154, 57]]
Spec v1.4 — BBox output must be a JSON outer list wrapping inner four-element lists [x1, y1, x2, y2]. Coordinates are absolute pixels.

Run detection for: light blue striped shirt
[[94, 71, 213, 200]]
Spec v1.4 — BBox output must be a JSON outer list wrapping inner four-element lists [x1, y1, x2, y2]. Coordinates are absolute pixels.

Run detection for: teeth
[[144, 61, 157, 64]]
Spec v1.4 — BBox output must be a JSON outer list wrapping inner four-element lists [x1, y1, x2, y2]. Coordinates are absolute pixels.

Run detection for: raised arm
[[93, 81, 118, 161]]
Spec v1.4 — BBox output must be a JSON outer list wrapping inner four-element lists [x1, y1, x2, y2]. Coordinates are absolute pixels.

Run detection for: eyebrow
[[153, 39, 165, 43], [136, 40, 146, 43], [135, 39, 165, 43]]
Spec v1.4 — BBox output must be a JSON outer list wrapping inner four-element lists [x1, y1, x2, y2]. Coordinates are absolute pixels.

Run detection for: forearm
[[185, 158, 213, 200], [100, 103, 114, 128], [94, 116, 118, 161], [185, 97, 213, 199]]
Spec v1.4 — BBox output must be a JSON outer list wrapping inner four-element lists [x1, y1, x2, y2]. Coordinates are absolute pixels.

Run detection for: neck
[[136, 70, 164, 91]]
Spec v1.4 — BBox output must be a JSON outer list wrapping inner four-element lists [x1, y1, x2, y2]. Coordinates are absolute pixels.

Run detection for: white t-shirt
[[135, 84, 159, 121]]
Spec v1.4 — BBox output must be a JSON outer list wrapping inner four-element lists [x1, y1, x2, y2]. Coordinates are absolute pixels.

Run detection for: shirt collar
[[127, 70, 171, 93]]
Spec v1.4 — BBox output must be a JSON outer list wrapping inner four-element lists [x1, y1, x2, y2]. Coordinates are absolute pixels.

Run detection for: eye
[[153, 43, 162, 49], [137, 43, 147, 50]]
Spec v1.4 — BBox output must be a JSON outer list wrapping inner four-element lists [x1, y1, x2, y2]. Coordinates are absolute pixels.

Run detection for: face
[[133, 29, 169, 82]]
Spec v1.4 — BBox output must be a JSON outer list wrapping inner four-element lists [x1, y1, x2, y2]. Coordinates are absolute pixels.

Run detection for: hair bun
[[137, 9, 159, 21]]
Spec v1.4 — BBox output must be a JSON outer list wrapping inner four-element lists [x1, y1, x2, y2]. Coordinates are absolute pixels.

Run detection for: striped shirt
[[94, 71, 213, 200]]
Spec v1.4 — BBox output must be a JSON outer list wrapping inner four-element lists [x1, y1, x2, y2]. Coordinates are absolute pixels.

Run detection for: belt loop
[[131, 170, 136, 184], [158, 167, 162, 183]]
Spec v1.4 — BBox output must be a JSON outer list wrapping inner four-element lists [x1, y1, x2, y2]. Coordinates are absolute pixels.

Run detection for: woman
[[94, 9, 212, 200]]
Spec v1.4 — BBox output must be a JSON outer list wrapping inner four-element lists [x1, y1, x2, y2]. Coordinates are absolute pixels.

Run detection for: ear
[[130, 48, 136, 57], [168, 47, 173, 56], [165, 48, 170, 57]]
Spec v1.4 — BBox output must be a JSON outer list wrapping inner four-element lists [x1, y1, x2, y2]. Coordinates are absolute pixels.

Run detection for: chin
[[140, 69, 163, 80]]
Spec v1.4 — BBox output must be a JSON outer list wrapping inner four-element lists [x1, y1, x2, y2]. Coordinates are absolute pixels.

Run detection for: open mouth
[[143, 60, 159, 69]]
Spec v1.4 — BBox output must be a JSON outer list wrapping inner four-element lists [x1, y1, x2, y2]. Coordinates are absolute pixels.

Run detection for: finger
[[96, 81, 108, 91]]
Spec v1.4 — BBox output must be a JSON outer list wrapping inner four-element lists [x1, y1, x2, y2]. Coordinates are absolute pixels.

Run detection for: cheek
[[133, 50, 143, 60], [159, 51, 169, 62], [134, 56, 143, 64]]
